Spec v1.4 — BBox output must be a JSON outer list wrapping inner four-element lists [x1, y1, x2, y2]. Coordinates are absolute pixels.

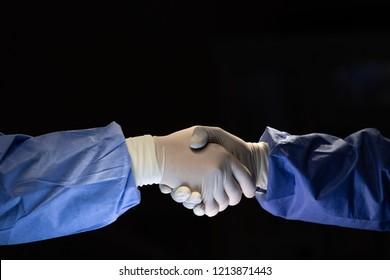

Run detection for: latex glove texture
[[155, 126, 256, 217], [189, 126, 269, 191]]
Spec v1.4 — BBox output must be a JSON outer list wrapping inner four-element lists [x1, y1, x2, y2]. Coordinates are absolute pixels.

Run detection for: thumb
[[190, 126, 210, 149], [159, 184, 173, 194]]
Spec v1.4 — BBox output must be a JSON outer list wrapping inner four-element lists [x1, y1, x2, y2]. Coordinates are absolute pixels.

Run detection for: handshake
[[126, 126, 269, 217]]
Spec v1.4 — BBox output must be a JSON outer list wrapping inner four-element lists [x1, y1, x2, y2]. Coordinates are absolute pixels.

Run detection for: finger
[[193, 204, 205, 216], [185, 191, 202, 205], [224, 176, 243, 206], [230, 156, 256, 198], [203, 168, 228, 212], [189, 126, 209, 149], [183, 201, 197, 209], [199, 169, 219, 217], [182, 192, 202, 209], [159, 184, 173, 194], [204, 199, 220, 217], [214, 188, 229, 212], [171, 186, 191, 203], [191, 126, 239, 148]]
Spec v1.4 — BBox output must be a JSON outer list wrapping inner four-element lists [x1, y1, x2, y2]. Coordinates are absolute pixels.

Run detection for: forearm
[[256, 126, 390, 231], [0, 122, 140, 245]]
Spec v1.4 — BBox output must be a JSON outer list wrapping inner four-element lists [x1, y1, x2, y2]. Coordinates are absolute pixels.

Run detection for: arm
[[0, 122, 255, 245], [257, 126, 390, 231], [0, 122, 140, 245], [190, 126, 390, 231]]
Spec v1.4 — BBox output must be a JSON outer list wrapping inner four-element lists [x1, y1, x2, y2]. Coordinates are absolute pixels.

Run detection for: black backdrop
[[1, 2, 390, 259]]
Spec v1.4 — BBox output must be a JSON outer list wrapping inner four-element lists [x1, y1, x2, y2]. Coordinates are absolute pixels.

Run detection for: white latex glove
[[189, 126, 269, 191], [167, 126, 269, 216], [154, 127, 256, 217], [126, 133, 204, 213]]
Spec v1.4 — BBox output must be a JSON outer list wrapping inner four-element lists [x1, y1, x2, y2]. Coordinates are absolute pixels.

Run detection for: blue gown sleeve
[[0, 122, 141, 245], [256, 127, 390, 231]]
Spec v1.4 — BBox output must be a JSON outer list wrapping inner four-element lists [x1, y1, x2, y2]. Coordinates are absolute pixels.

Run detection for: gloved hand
[[164, 126, 269, 216], [189, 126, 269, 191], [154, 127, 257, 217]]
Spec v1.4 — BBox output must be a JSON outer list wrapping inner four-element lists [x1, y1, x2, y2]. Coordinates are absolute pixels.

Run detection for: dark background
[[1, 1, 390, 259]]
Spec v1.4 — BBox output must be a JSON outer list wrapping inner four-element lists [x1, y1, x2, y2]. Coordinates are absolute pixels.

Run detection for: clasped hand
[[154, 126, 268, 217]]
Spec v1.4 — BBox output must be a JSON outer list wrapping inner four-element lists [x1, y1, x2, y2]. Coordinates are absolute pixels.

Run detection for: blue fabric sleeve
[[256, 127, 390, 231], [0, 122, 141, 245]]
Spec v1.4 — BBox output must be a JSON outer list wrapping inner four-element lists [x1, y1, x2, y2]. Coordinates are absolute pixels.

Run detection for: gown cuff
[[125, 135, 163, 186]]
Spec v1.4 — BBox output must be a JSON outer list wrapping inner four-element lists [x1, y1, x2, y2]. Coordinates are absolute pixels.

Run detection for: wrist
[[125, 135, 163, 186], [153, 136, 167, 184], [247, 142, 269, 190]]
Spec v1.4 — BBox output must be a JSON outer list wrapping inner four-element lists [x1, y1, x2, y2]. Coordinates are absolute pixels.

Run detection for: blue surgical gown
[[0, 122, 140, 245], [1, 122, 389, 245], [257, 126, 390, 231]]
